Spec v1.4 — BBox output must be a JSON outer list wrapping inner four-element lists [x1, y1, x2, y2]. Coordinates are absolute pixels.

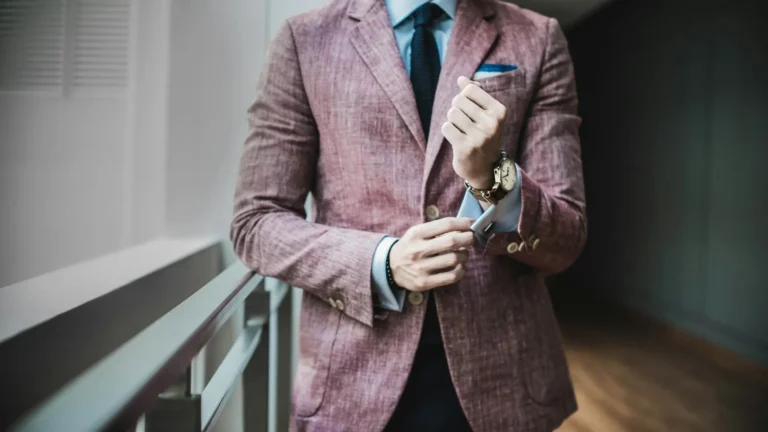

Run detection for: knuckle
[[488, 123, 499, 136], [406, 250, 420, 262], [455, 263, 466, 276], [497, 104, 508, 119]]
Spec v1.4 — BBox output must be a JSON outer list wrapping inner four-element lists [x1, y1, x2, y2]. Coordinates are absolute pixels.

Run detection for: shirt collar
[[386, 0, 458, 27]]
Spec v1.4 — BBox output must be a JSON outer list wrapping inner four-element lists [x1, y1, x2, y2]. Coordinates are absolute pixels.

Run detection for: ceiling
[[510, 0, 613, 28]]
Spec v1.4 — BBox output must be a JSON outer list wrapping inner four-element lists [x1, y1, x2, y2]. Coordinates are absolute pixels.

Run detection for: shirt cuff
[[458, 163, 523, 244], [371, 236, 405, 312]]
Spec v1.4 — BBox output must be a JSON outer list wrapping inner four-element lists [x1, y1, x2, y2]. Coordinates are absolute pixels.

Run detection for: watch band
[[464, 152, 512, 205], [465, 180, 507, 205]]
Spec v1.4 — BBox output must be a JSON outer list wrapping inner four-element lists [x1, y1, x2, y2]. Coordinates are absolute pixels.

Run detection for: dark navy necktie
[[410, 2, 445, 345], [410, 2, 444, 139]]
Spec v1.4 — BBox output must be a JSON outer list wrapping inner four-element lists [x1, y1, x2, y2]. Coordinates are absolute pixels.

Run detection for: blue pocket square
[[476, 63, 518, 73]]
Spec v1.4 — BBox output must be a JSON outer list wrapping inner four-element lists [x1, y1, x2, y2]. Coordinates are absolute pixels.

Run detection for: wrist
[[466, 172, 494, 189]]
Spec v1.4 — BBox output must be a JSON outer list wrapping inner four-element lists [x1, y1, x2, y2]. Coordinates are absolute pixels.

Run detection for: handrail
[[10, 261, 270, 431]]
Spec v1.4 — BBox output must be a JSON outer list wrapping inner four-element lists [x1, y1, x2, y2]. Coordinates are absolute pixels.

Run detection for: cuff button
[[507, 242, 519, 254]]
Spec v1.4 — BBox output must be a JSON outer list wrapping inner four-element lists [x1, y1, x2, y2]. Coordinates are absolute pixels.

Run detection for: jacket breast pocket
[[476, 68, 526, 94], [293, 302, 342, 417], [477, 69, 529, 157]]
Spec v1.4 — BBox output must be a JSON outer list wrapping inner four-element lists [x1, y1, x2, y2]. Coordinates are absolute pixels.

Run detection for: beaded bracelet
[[385, 240, 401, 290]]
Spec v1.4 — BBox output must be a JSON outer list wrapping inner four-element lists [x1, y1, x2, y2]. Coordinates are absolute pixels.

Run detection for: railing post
[[276, 284, 294, 432], [145, 367, 201, 432], [242, 318, 269, 432], [243, 286, 271, 432]]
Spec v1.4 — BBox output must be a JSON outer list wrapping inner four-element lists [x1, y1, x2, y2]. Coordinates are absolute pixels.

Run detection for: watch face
[[498, 159, 516, 191]]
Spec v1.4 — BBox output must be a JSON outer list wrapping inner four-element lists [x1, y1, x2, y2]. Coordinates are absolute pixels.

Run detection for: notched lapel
[[424, 0, 500, 177], [349, 0, 426, 150]]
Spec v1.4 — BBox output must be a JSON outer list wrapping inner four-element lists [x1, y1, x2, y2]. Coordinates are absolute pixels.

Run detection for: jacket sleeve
[[230, 21, 385, 327], [482, 18, 587, 275]]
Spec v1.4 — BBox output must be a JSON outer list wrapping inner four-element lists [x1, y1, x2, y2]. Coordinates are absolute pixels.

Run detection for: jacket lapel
[[349, 0, 427, 150], [423, 0, 499, 179]]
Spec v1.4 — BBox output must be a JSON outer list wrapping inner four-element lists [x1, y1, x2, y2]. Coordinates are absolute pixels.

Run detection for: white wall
[[0, 0, 271, 287], [165, 0, 268, 239], [0, 83, 130, 287], [129, 0, 172, 244]]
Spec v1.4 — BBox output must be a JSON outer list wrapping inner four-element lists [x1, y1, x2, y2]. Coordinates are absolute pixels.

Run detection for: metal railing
[[9, 261, 293, 432]]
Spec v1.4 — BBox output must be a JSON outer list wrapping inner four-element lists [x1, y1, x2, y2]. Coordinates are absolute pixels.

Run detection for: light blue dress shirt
[[372, 0, 523, 312]]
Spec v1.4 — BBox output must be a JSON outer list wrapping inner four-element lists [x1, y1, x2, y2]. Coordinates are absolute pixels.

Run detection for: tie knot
[[413, 3, 444, 28]]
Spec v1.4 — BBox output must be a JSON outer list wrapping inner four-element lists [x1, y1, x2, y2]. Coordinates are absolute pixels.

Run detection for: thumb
[[457, 75, 479, 89]]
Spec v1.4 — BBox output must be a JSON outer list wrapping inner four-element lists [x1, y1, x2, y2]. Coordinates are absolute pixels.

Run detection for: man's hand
[[442, 75, 508, 189], [389, 217, 474, 292]]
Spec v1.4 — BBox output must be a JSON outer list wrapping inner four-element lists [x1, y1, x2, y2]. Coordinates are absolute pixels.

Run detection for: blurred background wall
[[565, 0, 768, 365]]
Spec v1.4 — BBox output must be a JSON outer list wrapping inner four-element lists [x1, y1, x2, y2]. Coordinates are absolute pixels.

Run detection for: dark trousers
[[384, 299, 472, 432]]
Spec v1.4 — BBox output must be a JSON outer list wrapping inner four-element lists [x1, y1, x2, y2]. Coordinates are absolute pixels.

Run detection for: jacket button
[[335, 299, 345, 311], [425, 205, 440, 221], [507, 242, 519, 254], [408, 291, 424, 305], [328, 298, 337, 308]]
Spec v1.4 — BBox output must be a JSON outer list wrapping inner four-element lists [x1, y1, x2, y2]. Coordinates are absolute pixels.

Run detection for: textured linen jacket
[[231, 0, 587, 430]]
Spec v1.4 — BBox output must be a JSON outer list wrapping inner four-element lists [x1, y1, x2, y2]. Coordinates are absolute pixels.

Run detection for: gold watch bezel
[[494, 151, 517, 192]]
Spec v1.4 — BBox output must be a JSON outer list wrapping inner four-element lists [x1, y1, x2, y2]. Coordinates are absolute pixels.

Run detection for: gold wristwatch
[[464, 151, 517, 205]]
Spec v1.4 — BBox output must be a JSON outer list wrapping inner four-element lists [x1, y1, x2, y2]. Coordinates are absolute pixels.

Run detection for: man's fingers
[[457, 75, 479, 90], [460, 80, 501, 113], [456, 78, 508, 123], [414, 217, 473, 239], [422, 231, 474, 256], [441, 121, 465, 146], [424, 263, 467, 289], [452, 93, 485, 123], [419, 250, 469, 272], [446, 107, 475, 135]]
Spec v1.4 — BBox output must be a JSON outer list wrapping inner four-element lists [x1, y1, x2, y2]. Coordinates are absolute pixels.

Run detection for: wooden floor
[[554, 301, 768, 432]]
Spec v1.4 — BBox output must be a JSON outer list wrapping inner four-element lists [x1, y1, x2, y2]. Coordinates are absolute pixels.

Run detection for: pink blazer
[[231, 0, 587, 430]]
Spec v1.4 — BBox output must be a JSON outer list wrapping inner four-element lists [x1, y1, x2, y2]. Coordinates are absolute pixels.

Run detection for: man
[[231, 0, 586, 429]]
